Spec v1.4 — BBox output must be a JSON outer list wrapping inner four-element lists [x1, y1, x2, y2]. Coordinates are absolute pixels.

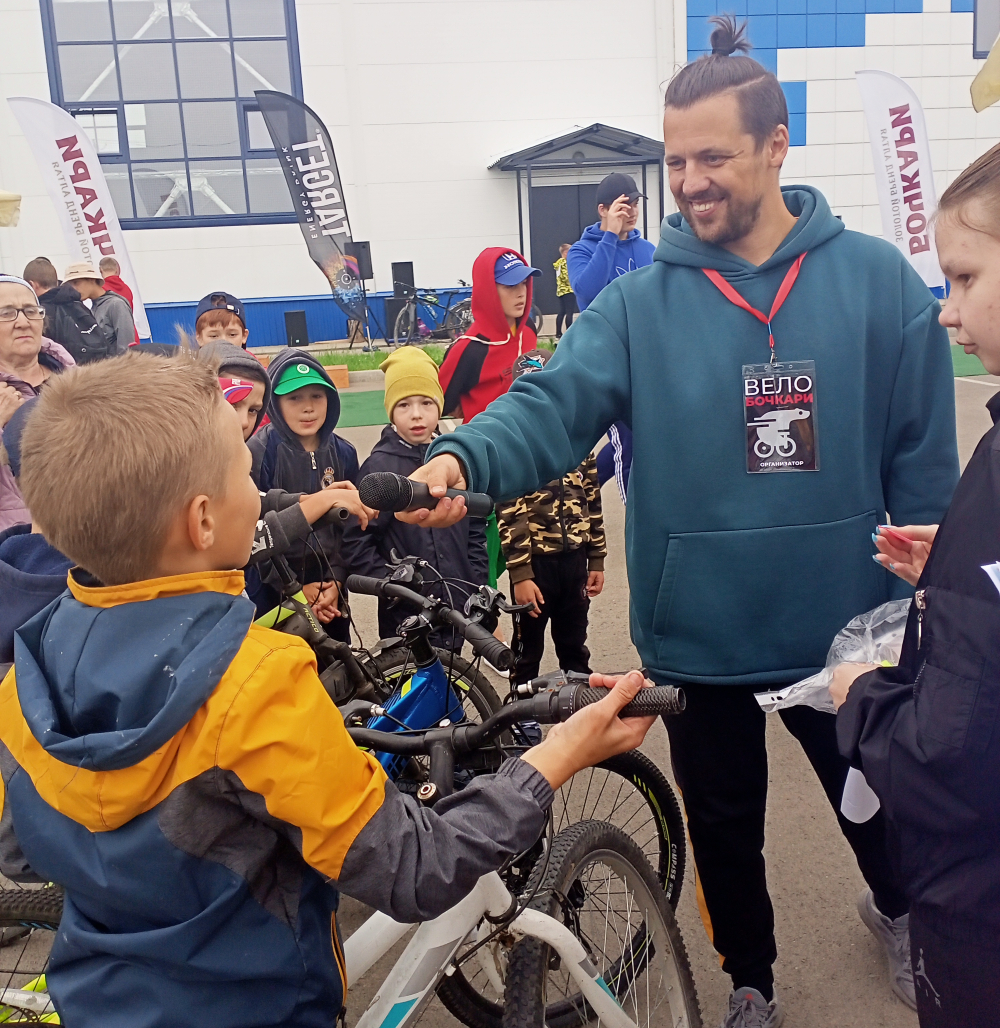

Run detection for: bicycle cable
[[453, 806, 555, 968]]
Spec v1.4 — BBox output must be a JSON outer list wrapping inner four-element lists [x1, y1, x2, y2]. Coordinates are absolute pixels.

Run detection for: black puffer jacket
[[838, 390, 1000, 943], [342, 424, 489, 642], [247, 349, 358, 588], [38, 285, 111, 364]]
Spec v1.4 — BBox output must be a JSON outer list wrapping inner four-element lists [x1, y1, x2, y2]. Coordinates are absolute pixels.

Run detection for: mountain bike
[[253, 523, 690, 1025], [392, 282, 474, 346], [392, 282, 544, 346]]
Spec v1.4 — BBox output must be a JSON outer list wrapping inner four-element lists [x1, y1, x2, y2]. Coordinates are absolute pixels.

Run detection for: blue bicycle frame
[[366, 659, 466, 779]]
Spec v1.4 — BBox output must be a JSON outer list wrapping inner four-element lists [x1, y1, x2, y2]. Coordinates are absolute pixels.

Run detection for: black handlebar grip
[[570, 685, 686, 718], [345, 574, 389, 597], [438, 610, 512, 671]]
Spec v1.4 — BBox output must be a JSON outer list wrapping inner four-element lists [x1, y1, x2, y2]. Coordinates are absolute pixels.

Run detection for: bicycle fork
[[348, 872, 635, 1028]]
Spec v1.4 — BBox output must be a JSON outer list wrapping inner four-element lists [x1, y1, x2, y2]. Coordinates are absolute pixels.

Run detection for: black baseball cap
[[596, 173, 645, 209], [195, 291, 246, 329]]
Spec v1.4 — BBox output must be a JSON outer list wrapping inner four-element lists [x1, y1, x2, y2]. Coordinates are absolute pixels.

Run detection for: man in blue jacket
[[406, 18, 959, 1028], [568, 172, 655, 501]]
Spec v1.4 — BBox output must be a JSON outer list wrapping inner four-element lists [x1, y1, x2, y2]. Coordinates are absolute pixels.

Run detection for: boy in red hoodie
[[438, 248, 539, 421]]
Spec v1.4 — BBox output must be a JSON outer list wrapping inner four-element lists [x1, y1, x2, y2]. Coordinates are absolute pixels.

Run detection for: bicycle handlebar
[[346, 684, 685, 758], [345, 574, 513, 671]]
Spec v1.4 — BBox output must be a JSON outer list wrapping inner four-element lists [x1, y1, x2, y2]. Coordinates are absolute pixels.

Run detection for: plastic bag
[[755, 598, 911, 715]]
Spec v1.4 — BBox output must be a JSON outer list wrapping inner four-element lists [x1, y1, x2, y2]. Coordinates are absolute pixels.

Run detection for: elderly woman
[[0, 274, 75, 529]]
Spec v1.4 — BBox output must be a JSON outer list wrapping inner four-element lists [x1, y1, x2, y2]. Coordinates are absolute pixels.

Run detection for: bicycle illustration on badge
[[750, 407, 811, 458]]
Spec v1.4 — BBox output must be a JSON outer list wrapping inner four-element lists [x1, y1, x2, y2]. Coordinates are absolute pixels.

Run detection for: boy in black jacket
[[342, 347, 488, 644], [833, 146, 1000, 1028], [248, 350, 359, 641]]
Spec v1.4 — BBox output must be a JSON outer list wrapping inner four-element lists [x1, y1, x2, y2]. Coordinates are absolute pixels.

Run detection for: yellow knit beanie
[[381, 347, 445, 418]]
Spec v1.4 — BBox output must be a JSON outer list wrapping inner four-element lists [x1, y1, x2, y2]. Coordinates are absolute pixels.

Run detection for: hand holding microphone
[[358, 471, 494, 520]]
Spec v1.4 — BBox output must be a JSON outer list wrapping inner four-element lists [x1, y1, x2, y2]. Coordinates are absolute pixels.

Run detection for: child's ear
[[185, 493, 215, 552]]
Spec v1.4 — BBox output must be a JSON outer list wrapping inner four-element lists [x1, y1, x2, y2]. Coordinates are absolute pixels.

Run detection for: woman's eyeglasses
[[0, 306, 45, 322]]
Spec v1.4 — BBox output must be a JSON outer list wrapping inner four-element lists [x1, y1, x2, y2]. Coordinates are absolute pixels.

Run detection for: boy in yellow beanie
[[341, 347, 489, 644]]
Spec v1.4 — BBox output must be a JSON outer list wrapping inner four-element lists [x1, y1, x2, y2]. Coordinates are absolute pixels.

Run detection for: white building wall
[[0, 0, 996, 305], [777, 1, 1000, 234]]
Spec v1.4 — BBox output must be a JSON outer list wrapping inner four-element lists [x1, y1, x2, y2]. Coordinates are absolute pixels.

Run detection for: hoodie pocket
[[649, 510, 886, 678]]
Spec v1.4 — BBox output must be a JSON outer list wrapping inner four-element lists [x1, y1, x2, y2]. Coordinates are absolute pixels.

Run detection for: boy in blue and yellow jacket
[[0, 353, 654, 1028]]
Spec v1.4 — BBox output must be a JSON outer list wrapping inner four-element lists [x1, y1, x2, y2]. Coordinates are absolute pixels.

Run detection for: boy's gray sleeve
[[337, 758, 552, 923], [0, 744, 46, 884], [115, 299, 135, 354]]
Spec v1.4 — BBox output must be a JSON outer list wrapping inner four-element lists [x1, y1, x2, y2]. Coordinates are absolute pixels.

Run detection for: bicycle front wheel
[[552, 750, 685, 907], [393, 302, 420, 346], [502, 821, 701, 1028], [0, 884, 63, 1023], [437, 757, 686, 1028]]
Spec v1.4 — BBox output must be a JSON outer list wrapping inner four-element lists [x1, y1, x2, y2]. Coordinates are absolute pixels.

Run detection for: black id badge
[[742, 360, 819, 474]]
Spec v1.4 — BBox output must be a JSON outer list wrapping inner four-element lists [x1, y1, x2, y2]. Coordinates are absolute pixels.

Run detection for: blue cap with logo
[[494, 252, 541, 286], [195, 291, 246, 329]]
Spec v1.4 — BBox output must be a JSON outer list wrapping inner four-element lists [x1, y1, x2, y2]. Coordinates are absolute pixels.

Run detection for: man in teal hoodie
[[410, 17, 958, 1028]]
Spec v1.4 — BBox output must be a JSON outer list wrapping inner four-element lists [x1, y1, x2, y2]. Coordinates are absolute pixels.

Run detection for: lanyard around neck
[[702, 253, 806, 363]]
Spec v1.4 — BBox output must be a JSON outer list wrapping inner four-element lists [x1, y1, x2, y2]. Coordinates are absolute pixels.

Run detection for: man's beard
[[679, 191, 763, 247]]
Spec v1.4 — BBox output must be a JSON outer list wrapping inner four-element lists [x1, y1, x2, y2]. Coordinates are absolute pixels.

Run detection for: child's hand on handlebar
[[873, 524, 937, 587], [299, 482, 378, 530], [521, 671, 656, 790]]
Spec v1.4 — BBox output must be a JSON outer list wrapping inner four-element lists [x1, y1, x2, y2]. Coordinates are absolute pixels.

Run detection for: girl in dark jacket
[[248, 349, 359, 641], [833, 143, 1000, 1028], [342, 347, 489, 646]]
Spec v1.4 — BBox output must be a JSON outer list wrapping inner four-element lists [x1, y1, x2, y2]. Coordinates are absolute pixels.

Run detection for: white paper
[[841, 766, 881, 823], [981, 562, 1000, 598]]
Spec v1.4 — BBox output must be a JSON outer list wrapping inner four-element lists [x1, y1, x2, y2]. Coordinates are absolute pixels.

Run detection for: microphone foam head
[[359, 472, 412, 511]]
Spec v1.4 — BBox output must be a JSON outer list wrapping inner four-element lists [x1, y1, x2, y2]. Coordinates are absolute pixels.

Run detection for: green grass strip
[[338, 390, 389, 428]]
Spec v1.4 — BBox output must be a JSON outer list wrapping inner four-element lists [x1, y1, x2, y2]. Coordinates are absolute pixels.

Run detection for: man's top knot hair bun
[[709, 14, 752, 56]]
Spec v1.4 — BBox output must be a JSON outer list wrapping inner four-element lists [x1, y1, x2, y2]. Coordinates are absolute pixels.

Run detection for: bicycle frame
[[344, 871, 637, 1028]]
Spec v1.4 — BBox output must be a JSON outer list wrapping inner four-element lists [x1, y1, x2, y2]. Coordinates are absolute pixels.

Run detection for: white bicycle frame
[[344, 870, 636, 1028]]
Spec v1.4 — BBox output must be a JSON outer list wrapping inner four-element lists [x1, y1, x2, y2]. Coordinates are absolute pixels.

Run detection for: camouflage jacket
[[497, 454, 606, 584]]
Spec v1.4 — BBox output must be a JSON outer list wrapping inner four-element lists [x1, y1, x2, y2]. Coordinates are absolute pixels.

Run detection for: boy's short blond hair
[[20, 353, 231, 585]]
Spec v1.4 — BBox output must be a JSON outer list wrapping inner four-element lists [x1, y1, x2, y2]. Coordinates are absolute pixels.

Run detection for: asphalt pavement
[[336, 376, 996, 1028]]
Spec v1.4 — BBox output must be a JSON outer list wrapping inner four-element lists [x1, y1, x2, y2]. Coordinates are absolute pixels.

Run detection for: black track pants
[[664, 683, 909, 995], [910, 908, 1000, 1028], [555, 293, 577, 337], [511, 548, 591, 685]]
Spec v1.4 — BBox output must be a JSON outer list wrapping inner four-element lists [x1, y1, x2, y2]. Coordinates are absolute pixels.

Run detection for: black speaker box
[[346, 240, 373, 280], [391, 261, 415, 298], [284, 310, 309, 348]]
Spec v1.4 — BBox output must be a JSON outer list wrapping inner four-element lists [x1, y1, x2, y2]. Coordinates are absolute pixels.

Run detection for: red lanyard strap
[[702, 253, 806, 361]]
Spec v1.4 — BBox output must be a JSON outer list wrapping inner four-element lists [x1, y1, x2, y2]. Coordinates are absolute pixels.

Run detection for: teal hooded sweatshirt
[[428, 187, 959, 686]]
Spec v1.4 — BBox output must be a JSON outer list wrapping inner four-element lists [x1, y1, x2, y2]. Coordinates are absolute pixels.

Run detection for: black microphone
[[359, 472, 494, 518]]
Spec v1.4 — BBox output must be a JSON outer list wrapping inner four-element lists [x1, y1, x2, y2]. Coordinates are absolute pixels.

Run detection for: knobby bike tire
[[501, 821, 701, 1028], [436, 753, 686, 1028], [0, 885, 64, 1023], [0, 887, 63, 930], [393, 303, 420, 347]]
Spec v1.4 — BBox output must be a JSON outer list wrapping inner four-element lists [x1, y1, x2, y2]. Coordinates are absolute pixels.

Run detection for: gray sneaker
[[857, 889, 917, 1010], [720, 987, 784, 1028]]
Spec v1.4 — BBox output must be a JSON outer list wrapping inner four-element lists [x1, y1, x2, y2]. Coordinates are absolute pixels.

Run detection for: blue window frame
[[973, 0, 999, 57], [38, 0, 303, 228]]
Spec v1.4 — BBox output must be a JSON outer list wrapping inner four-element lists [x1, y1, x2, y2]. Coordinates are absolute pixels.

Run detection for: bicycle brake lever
[[515, 669, 593, 696]]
